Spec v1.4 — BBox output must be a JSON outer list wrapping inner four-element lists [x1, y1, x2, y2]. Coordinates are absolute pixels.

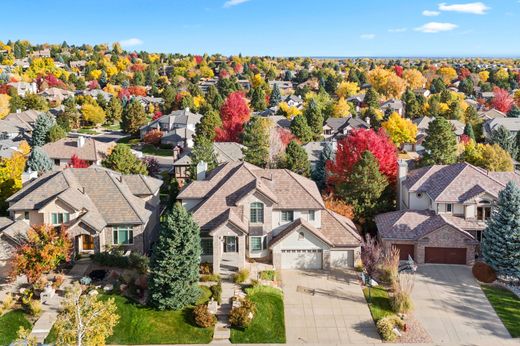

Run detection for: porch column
[[212, 236, 221, 274], [237, 234, 246, 269]]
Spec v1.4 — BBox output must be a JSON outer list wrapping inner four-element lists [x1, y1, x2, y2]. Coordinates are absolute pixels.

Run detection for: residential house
[[479, 108, 507, 120], [483, 117, 520, 139], [283, 95, 304, 109], [177, 161, 362, 273], [4, 167, 163, 256], [139, 108, 202, 148], [0, 139, 22, 159], [269, 81, 293, 94], [30, 49, 51, 58], [381, 99, 404, 116], [41, 136, 114, 169], [322, 116, 369, 140], [7, 82, 37, 97], [39, 87, 74, 103], [413, 88, 430, 98], [78, 89, 112, 102], [303, 141, 336, 169], [0, 110, 42, 140], [408, 116, 465, 152], [0, 217, 26, 273], [347, 94, 365, 112], [375, 162, 520, 265], [479, 91, 495, 100]]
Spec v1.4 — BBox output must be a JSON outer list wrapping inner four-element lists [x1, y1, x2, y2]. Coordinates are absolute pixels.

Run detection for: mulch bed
[[393, 315, 432, 343]]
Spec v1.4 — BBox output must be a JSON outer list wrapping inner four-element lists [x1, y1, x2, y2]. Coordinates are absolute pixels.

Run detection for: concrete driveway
[[281, 269, 380, 344], [413, 265, 512, 344]]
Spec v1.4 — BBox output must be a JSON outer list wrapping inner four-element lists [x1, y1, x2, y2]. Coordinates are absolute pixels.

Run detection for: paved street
[[281, 269, 380, 344], [413, 264, 512, 345]]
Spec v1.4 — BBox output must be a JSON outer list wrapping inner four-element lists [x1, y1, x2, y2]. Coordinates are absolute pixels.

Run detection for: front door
[[81, 234, 95, 251], [223, 236, 238, 253]]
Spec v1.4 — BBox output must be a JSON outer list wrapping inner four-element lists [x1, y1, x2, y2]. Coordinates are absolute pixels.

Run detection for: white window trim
[[308, 210, 315, 221], [281, 210, 294, 223], [112, 226, 134, 245], [51, 212, 70, 225], [249, 235, 266, 252]]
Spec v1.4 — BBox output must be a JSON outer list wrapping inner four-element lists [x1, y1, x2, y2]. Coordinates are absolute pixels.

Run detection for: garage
[[330, 249, 355, 268], [393, 244, 415, 261], [281, 249, 322, 269], [425, 247, 467, 264]]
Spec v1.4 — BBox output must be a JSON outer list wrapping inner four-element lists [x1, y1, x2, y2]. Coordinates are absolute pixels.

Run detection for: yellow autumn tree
[[251, 74, 265, 88], [479, 71, 490, 83], [402, 69, 427, 90], [332, 97, 351, 117], [82, 103, 106, 125], [382, 112, 417, 146], [463, 142, 513, 172], [0, 148, 27, 213], [336, 81, 360, 98], [437, 66, 457, 84], [367, 67, 405, 98], [495, 68, 509, 81], [89, 69, 102, 81], [279, 102, 301, 119], [0, 94, 11, 119]]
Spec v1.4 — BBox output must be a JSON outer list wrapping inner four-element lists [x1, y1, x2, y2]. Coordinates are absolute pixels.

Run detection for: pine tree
[[101, 144, 148, 175], [195, 109, 221, 142], [283, 140, 311, 177], [105, 96, 123, 125], [250, 87, 267, 111], [190, 136, 218, 179], [242, 117, 270, 167], [304, 99, 324, 140], [31, 113, 56, 147], [364, 87, 380, 109], [206, 85, 224, 110], [312, 141, 333, 190], [122, 99, 147, 135], [481, 181, 520, 279], [337, 150, 388, 222], [148, 203, 202, 310], [26, 146, 53, 173], [464, 123, 476, 142], [491, 125, 518, 159], [161, 86, 176, 114], [290, 115, 313, 144], [269, 83, 282, 107], [422, 117, 458, 165]]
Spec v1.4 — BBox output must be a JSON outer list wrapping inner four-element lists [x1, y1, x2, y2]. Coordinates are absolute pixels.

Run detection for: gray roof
[[303, 141, 335, 164], [162, 128, 195, 144], [173, 142, 245, 167], [0, 140, 20, 159], [479, 109, 506, 119], [323, 116, 369, 133], [140, 108, 202, 132], [413, 116, 464, 136], [484, 117, 520, 134]]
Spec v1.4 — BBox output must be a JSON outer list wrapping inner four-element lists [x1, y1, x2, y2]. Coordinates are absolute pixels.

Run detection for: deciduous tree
[[215, 91, 250, 142], [102, 144, 148, 175], [381, 112, 417, 146], [492, 87, 514, 113]]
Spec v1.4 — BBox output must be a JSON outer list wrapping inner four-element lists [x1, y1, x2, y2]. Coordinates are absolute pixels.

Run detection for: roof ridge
[[105, 171, 145, 224], [285, 169, 325, 208], [325, 209, 362, 241], [432, 163, 468, 201]]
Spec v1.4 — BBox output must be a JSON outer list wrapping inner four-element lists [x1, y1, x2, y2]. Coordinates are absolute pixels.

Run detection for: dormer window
[[298, 232, 305, 240], [250, 202, 264, 223], [446, 204, 453, 213], [309, 210, 315, 221]]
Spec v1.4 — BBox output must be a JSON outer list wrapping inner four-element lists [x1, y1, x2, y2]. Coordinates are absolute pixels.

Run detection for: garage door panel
[[281, 249, 322, 269], [330, 250, 355, 268], [393, 244, 415, 261], [425, 247, 466, 264]]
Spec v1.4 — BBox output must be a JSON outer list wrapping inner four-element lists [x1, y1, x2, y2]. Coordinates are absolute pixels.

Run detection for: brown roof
[[41, 137, 114, 161]]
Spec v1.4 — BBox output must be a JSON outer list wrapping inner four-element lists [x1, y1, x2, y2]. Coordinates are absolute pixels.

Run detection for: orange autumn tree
[[13, 225, 72, 284]]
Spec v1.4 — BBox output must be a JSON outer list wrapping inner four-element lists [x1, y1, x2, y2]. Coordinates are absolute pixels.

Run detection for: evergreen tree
[[101, 144, 148, 175], [290, 115, 313, 144], [337, 150, 389, 222], [481, 181, 520, 279], [283, 140, 311, 177], [430, 78, 446, 94], [26, 146, 53, 173], [105, 96, 123, 125], [459, 78, 474, 96], [364, 87, 380, 109], [324, 75, 337, 95], [269, 83, 282, 107], [31, 113, 56, 147], [507, 105, 520, 118], [190, 136, 218, 179], [161, 86, 176, 114], [422, 117, 458, 165], [250, 87, 267, 111], [242, 117, 270, 167], [304, 99, 324, 140], [195, 110, 221, 142], [122, 99, 147, 135], [47, 125, 67, 142], [447, 101, 463, 121], [402, 89, 420, 118], [312, 141, 333, 190], [96, 94, 107, 110], [491, 125, 518, 160], [206, 85, 224, 110], [9, 93, 24, 113], [148, 203, 202, 310], [463, 123, 476, 142]]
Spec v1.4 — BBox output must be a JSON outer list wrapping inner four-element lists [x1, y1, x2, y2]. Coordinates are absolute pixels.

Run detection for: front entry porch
[[211, 225, 247, 274]]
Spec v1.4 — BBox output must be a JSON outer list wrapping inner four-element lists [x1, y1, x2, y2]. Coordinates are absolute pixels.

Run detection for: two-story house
[[375, 162, 520, 265], [139, 108, 202, 148], [41, 136, 114, 169], [322, 116, 370, 141], [2, 167, 162, 258], [177, 161, 361, 274]]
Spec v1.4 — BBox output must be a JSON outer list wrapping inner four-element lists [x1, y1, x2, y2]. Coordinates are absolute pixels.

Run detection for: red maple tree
[[394, 65, 403, 77], [215, 91, 251, 142], [326, 128, 398, 187], [68, 154, 90, 168], [194, 55, 203, 65], [492, 87, 514, 113]]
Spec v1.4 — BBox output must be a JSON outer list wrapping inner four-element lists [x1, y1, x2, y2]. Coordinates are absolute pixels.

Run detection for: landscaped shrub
[[27, 299, 42, 317], [193, 304, 217, 328], [91, 251, 149, 273], [376, 315, 405, 341], [200, 274, 221, 282], [210, 283, 222, 304], [259, 270, 277, 281], [129, 253, 149, 274], [2, 293, 15, 312], [229, 298, 256, 328], [33, 276, 48, 291], [233, 268, 250, 284], [52, 274, 65, 289], [80, 276, 92, 285], [379, 247, 399, 286], [200, 262, 212, 275], [354, 258, 364, 272], [390, 290, 413, 314], [472, 261, 497, 283], [143, 129, 163, 145]]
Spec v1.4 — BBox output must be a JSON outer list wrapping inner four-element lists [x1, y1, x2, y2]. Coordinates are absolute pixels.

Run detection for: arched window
[[250, 202, 264, 223]]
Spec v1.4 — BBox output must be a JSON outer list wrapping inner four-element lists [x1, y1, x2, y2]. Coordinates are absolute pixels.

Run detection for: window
[[24, 211, 29, 220], [477, 207, 492, 221], [476, 230, 483, 242], [54, 159, 60, 166], [309, 210, 315, 221], [298, 232, 305, 240], [281, 210, 294, 222], [51, 212, 70, 225], [250, 202, 264, 223], [113, 226, 133, 245], [250, 236, 267, 252], [446, 204, 453, 213], [417, 193, 422, 198], [201, 238, 213, 255]]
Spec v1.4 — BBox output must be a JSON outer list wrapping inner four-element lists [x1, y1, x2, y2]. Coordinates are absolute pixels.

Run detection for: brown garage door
[[393, 244, 415, 261], [425, 247, 467, 264]]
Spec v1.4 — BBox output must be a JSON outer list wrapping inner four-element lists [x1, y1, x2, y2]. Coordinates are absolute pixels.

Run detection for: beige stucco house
[[375, 162, 520, 265], [177, 161, 361, 274]]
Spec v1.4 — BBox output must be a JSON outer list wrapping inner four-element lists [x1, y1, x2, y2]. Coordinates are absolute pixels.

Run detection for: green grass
[[117, 136, 141, 145], [363, 286, 394, 322], [230, 286, 285, 344], [140, 144, 173, 156], [0, 310, 32, 345], [105, 123, 122, 131], [46, 287, 214, 345], [481, 285, 520, 337], [77, 128, 99, 135]]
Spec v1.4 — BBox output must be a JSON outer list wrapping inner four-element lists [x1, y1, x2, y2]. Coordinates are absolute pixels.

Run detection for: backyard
[[482, 285, 520, 338]]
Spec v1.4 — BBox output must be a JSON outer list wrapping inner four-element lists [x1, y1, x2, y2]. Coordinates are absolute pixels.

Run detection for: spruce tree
[[284, 140, 311, 177], [312, 141, 333, 190], [491, 125, 518, 159], [304, 99, 324, 140], [31, 112, 56, 147], [195, 109, 221, 141], [507, 105, 520, 118], [290, 115, 313, 144], [422, 117, 458, 165], [105, 96, 123, 125], [161, 86, 176, 114], [250, 87, 267, 111], [242, 117, 270, 167], [364, 87, 380, 109], [148, 203, 202, 310], [26, 146, 53, 173], [464, 123, 476, 142], [481, 181, 520, 279], [121, 99, 147, 135], [269, 83, 282, 107], [190, 136, 218, 179]]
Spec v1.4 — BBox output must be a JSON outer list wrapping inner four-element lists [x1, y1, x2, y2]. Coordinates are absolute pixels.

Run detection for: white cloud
[[422, 10, 440, 16], [388, 28, 407, 33], [223, 0, 250, 8], [414, 22, 458, 33], [119, 38, 143, 47], [360, 33, 376, 40], [438, 2, 490, 15]]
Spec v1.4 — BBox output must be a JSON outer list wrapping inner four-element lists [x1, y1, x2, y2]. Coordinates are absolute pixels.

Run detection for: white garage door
[[281, 249, 322, 269], [330, 250, 355, 268]]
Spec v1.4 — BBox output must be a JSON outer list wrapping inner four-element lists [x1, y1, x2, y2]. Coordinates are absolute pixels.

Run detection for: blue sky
[[2, 0, 519, 57]]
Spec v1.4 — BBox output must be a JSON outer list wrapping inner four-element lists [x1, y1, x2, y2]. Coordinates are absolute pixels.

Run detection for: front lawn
[[77, 128, 99, 135], [140, 144, 173, 157], [362, 286, 394, 322], [481, 285, 520, 337], [230, 286, 285, 344], [0, 310, 32, 345]]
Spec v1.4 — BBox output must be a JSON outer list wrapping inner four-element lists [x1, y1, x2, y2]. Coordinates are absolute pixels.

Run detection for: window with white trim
[[51, 212, 70, 225], [250, 202, 264, 223], [250, 236, 267, 252], [446, 204, 453, 213], [281, 210, 294, 222], [113, 226, 134, 245], [309, 210, 315, 221]]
